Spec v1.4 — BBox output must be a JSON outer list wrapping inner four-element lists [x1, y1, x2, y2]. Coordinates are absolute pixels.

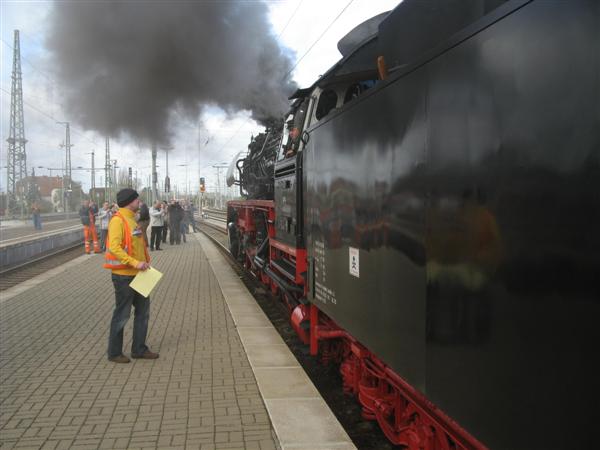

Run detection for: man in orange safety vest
[[78, 200, 101, 254], [104, 188, 159, 363]]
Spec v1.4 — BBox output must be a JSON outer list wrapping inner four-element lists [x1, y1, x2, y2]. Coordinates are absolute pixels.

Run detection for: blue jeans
[[100, 229, 109, 251], [180, 222, 188, 243], [107, 274, 150, 358], [33, 214, 42, 230]]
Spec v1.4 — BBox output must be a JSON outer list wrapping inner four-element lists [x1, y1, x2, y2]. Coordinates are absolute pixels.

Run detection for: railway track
[[196, 220, 393, 450], [203, 208, 226, 216], [0, 243, 85, 292], [201, 209, 227, 224], [198, 219, 229, 251]]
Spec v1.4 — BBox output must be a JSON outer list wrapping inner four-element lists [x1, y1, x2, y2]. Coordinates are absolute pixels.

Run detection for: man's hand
[[136, 262, 150, 270]]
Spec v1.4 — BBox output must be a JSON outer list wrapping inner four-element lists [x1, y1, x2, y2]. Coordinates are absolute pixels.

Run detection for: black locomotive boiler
[[226, 1, 600, 448]]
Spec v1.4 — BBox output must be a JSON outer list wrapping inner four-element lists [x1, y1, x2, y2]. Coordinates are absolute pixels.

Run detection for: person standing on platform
[[149, 201, 166, 251], [31, 202, 42, 230], [168, 200, 184, 245], [162, 201, 169, 245], [79, 200, 101, 254], [180, 203, 190, 243], [97, 201, 112, 251], [189, 203, 198, 232], [138, 200, 150, 245], [104, 188, 159, 363]]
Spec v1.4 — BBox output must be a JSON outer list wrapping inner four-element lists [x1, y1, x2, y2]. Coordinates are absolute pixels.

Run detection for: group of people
[[78, 200, 118, 253], [147, 200, 199, 251], [78, 198, 198, 254]]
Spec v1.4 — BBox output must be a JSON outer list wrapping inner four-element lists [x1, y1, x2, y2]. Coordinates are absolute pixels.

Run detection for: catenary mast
[[105, 137, 111, 201], [6, 30, 28, 214]]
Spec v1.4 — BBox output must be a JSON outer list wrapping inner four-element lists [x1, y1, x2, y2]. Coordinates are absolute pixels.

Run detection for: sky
[[1, 0, 400, 197]]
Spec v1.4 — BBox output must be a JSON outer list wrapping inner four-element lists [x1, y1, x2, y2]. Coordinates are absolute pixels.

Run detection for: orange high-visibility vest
[[103, 212, 150, 270]]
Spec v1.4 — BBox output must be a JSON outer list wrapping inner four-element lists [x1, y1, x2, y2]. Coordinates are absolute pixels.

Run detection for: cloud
[[46, 0, 297, 145]]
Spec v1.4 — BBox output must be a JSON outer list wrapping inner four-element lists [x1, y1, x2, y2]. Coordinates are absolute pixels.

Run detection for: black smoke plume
[[46, 0, 297, 144]]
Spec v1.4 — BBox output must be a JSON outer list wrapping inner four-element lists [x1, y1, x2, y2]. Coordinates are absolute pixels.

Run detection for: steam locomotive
[[226, 1, 600, 448]]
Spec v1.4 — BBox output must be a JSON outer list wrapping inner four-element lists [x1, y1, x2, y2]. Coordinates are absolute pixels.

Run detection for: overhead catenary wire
[[203, 0, 356, 187], [285, 0, 355, 77], [1, 37, 98, 146], [209, 0, 307, 154], [276, 0, 304, 38], [0, 86, 97, 146], [211, 0, 351, 155], [0, 38, 57, 86], [214, 0, 355, 156], [2, 0, 353, 173]]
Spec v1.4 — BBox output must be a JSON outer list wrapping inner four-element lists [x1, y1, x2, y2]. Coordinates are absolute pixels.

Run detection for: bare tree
[[116, 168, 130, 191]]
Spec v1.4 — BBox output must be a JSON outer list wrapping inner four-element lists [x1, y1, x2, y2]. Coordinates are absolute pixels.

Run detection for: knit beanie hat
[[116, 188, 139, 207]]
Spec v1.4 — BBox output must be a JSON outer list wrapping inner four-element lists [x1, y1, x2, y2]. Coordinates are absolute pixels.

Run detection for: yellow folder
[[130, 267, 163, 298]]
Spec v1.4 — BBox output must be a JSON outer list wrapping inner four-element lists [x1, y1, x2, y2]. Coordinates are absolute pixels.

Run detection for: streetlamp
[[197, 129, 211, 213], [160, 146, 174, 198], [176, 164, 189, 201], [212, 163, 228, 210], [85, 151, 96, 200], [76, 165, 105, 203], [111, 160, 118, 193], [56, 121, 73, 187]]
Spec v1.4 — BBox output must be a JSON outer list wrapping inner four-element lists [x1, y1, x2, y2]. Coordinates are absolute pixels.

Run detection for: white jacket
[[149, 207, 166, 227], [97, 208, 112, 230]]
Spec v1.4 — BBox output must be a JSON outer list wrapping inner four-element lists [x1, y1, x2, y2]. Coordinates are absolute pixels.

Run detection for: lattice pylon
[[6, 29, 28, 213]]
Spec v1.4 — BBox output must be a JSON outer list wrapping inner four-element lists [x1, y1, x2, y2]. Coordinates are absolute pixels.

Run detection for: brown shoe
[[108, 354, 131, 363], [131, 350, 159, 359]]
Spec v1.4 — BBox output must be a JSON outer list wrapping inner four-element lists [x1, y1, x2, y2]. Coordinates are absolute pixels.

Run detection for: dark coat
[[79, 205, 98, 226], [138, 203, 150, 221], [168, 204, 185, 226]]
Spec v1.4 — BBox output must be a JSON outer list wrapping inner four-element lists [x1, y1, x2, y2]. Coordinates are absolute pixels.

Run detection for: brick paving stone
[[39, 441, 59, 450], [0, 236, 279, 449], [14, 438, 46, 448], [216, 442, 245, 450], [97, 438, 115, 449]]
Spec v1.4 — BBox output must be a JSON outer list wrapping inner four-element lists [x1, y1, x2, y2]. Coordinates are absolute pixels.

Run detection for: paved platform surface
[[200, 235, 355, 450], [0, 235, 280, 449]]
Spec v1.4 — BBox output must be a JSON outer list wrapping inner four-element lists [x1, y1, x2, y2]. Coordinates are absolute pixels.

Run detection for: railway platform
[[0, 232, 355, 450], [1, 219, 83, 273], [0, 219, 80, 244]]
